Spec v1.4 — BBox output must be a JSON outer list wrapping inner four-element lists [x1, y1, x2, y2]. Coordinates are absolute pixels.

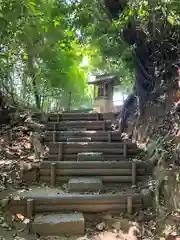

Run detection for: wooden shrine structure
[[88, 73, 119, 113]]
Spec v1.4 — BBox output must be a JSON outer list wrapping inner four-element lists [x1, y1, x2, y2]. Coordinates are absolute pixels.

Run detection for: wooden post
[[107, 82, 110, 98], [27, 198, 34, 234], [53, 131, 56, 142], [58, 143, 64, 161], [93, 85, 96, 101], [102, 121, 106, 131], [47, 114, 50, 122], [7, 129, 13, 141], [107, 131, 111, 142], [67, 92, 72, 112], [27, 199, 34, 219], [51, 163, 56, 187], [127, 196, 133, 214], [123, 144, 127, 157], [53, 122, 56, 132], [57, 114, 60, 122], [132, 162, 136, 185], [103, 83, 106, 96], [19, 167, 24, 179]]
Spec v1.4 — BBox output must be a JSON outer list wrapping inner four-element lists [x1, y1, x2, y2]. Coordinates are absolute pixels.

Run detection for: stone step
[[67, 137, 92, 142], [48, 142, 137, 158], [40, 160, 152, 172], [38, 160, 151, 186], [22, 160, 153, 184], [46, 154, 127, 162], [8, 190, 148, 217], [65, 128, 87, 131], [77, 152, 103, 161], [45, 112, 118, 122], [68, 177, 103, 192], [47, 120, 112, 131], [45, 130, 123, 142], [32, 213, 85, 236]]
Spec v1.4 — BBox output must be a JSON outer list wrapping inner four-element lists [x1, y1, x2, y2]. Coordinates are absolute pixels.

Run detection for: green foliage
[[69, 0, 180, 91], [0, 0, 95, 111], [1, 0, 180, 112], [69, 0, 135, 90]]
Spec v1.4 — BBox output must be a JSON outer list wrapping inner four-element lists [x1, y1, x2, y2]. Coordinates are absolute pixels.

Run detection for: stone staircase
[[7, 112, 153, 237]]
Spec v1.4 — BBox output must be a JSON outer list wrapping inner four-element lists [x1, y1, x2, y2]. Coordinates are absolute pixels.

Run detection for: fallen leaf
[[96, 222, 106, 231]]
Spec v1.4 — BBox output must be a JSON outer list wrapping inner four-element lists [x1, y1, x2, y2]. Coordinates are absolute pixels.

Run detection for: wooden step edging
[[49, 162, 137, 187], [38, 161, 152, 187], [7, 193, 149, 216], [21, 161, 153, 184], [47, 121, 112, 131], [40, 175, 146, 185], [45, 154, 128, 161], [45, 131, 124, 143], [40, 161, 152, 170], [47, 142, 137, 159], [46, 112, 118, 122]]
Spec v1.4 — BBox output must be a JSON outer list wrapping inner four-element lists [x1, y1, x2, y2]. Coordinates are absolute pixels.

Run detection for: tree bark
[[148, 0, 156, 37], [27, 47, 41, 110]]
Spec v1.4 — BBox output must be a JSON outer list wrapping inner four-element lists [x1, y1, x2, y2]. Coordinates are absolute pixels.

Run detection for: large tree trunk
[[27, 47, 41, 110]]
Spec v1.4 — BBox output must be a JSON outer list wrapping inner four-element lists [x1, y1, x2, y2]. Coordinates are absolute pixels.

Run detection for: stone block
[[68, 177, 103, 192], [77, 152, 103, 161], [67, 137, 91, 142], [32, 213, 85, 236]]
